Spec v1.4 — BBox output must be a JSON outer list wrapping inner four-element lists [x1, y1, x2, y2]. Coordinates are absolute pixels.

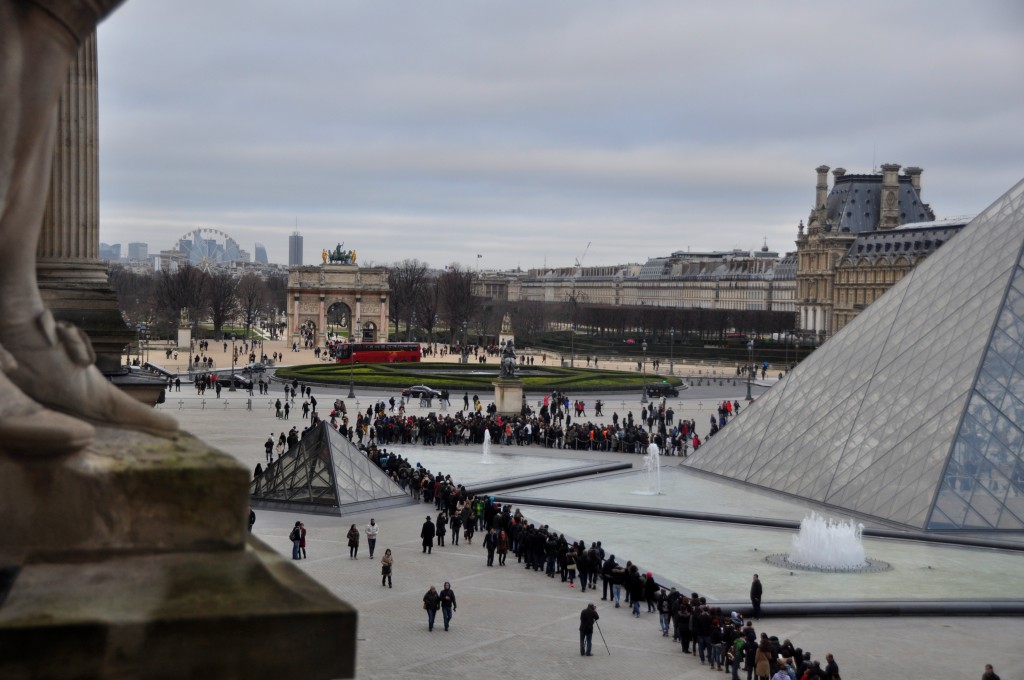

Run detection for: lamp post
[[408, 312, 416, 342], [640, 339, 649, 404], [347, 318, 359, 399], [229, 333, 237, 391], [669, 327, 675, 375], [461, 321, 469, 364], [745, 338, 754, 402]]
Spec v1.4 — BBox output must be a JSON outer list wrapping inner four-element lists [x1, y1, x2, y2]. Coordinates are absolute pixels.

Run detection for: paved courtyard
[[163, 362, 1021, 679]]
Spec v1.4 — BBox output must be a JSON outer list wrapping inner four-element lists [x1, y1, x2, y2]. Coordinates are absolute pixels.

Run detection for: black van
[[644, 382, 679, 397]]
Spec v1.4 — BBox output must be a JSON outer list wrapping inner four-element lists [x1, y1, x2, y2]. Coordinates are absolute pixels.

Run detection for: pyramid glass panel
[[250, 423, 407, 513], [684, 178, 1024, 531]]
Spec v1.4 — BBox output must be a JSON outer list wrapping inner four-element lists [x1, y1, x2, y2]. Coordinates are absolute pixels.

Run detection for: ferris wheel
[[175, 227, 242, 272]]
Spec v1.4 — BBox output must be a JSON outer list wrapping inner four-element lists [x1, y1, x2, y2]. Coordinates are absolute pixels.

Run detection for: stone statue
[[500, 341, 518, 379], [0, 0, 177, 456]]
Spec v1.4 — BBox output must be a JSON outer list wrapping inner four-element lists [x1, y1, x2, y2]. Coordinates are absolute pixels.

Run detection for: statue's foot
[[1, 311, 178, 439], [0, 343, 94, 456]]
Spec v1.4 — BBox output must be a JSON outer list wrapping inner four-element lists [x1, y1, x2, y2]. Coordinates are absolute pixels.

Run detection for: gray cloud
[[97, 0, 1024, 268]]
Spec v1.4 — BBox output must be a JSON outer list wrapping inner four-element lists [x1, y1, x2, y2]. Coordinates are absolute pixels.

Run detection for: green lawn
[[275, 361, 682, 393]]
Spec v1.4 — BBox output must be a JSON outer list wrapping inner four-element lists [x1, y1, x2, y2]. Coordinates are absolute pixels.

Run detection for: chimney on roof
[[815, 165, 830, 209], [904, 166, 923, 196], [832, 167, 846, 181], [879, 163, 901, 230]]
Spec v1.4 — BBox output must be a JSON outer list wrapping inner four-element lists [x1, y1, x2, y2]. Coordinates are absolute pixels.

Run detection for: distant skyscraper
[[99, 242, 121, 261], [289, 231, 303, 266], [254, 243, 269, 264], [127, 242, 148, 261]]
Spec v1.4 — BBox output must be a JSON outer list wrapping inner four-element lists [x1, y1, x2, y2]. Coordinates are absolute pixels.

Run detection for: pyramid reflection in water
[[684, 178, 1024, 531]]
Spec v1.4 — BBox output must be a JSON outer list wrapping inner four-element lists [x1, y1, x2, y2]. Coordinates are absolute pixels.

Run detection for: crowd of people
[[356, 438, 844, 679]]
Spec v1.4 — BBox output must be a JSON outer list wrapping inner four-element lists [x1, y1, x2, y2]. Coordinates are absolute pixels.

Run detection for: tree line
[[108, 264, 287, 339], [386, 259, 797, 347]]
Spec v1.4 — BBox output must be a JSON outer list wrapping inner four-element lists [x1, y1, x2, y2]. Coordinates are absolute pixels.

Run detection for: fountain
[[766, 512, 890, 573], [636, 442, 662, 495], [481, 429, 496, 464]]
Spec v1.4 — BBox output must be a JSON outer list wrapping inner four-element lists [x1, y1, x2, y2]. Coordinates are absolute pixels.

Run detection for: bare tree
[[206, 271, 239, 338], [236, 273, 266, 340], [387, 259, 429, 337], [438, 265, 479, 344], [155, 264, 209, 334]]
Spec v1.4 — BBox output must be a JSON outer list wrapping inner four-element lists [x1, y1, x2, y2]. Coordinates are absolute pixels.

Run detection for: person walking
[[435, 511, 447, 547], [380, 548, 393, 588], [420, 516, 435, 554], [366, 518, 379, 558], [423, 585, 440, 631], [579, 603, 599, 656], [750, 574, 763, 620], [288, 521, 302, 560], [439, 581, 457, 631], [346, 523, 360, 559], [497, 529, 509, 566], [483, 527, 497, 567], [299, 522, 307, 559]]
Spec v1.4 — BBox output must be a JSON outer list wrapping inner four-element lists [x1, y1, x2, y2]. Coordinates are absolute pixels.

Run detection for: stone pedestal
[[493, 379, 525, 417], [0, 428, 356, 679], [177, 327, 192, 350]]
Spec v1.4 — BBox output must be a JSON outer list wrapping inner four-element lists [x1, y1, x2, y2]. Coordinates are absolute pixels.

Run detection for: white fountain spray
[[481, 429, 495, 464], [640, 442, 662, 495], [787, 512, 867, 570]]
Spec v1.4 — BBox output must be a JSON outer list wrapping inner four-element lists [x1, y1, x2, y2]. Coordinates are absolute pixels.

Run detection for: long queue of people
[[360, 439, 842, 680]]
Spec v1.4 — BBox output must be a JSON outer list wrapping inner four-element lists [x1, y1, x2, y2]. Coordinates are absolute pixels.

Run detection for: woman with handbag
[[380, 549, 393, 588], [346, 523, 360, 559]]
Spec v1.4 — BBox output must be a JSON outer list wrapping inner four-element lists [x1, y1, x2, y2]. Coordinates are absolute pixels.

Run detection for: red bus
[[333, 342, 421, 364]]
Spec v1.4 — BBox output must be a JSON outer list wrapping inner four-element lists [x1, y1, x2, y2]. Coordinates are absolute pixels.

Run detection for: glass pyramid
[[251, 423, 408, 515], [683, 178, 1024, 531]]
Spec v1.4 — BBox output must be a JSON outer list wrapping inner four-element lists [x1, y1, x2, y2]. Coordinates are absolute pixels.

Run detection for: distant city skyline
[[96, 1, 1023, 270]]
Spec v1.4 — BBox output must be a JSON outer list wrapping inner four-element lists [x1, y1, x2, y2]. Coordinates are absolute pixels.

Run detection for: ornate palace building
[[478, 247, 797, 314], [795, 163, 967, 339]]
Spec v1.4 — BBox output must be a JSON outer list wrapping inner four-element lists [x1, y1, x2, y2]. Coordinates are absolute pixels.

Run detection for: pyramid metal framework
[[250, 423, 408, 515], [683, 178, 1024, 531]]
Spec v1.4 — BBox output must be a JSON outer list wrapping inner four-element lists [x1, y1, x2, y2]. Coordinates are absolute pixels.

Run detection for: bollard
[[201, 399, 206, 410], [178, 400, 185, 411], [247, 398, 253, 411]]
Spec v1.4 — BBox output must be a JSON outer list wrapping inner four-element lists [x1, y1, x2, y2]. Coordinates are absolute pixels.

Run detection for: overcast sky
[[96, 0, 1024, 271]]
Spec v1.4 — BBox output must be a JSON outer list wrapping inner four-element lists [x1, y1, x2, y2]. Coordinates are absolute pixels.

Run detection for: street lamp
[[229, 333, 237, 391], [408, 312, 416, 342], [745, 338, 754, 402], [669, 327, 675, 375], [461, 321, 469, 364], [348, 318, 359, 399], [640, 339, 649, 404]]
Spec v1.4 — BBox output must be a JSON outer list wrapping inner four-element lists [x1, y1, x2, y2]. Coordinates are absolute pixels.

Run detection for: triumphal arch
[[287, 258, 390, 346]]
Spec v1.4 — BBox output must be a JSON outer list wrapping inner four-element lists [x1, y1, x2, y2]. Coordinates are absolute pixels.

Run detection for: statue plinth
[[492, 378, 525, 417], [0, 428, 356, 679]]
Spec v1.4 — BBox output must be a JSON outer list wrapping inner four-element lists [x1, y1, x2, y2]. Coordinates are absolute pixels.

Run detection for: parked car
[[402, 385, 443, 399], [242, 363, 266, 374], [644, 382, 679, 398]]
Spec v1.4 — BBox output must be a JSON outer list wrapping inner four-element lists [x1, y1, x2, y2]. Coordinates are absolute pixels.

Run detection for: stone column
[[36, 31, 135, 374], [319, 295, 326, 342], [379, 296, 387, 342]]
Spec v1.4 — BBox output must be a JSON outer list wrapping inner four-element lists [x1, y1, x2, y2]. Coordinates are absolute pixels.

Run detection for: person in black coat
[[750, 574, 762, 619], [579, 603, 599, 656], [420, 516, 435, 554]]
